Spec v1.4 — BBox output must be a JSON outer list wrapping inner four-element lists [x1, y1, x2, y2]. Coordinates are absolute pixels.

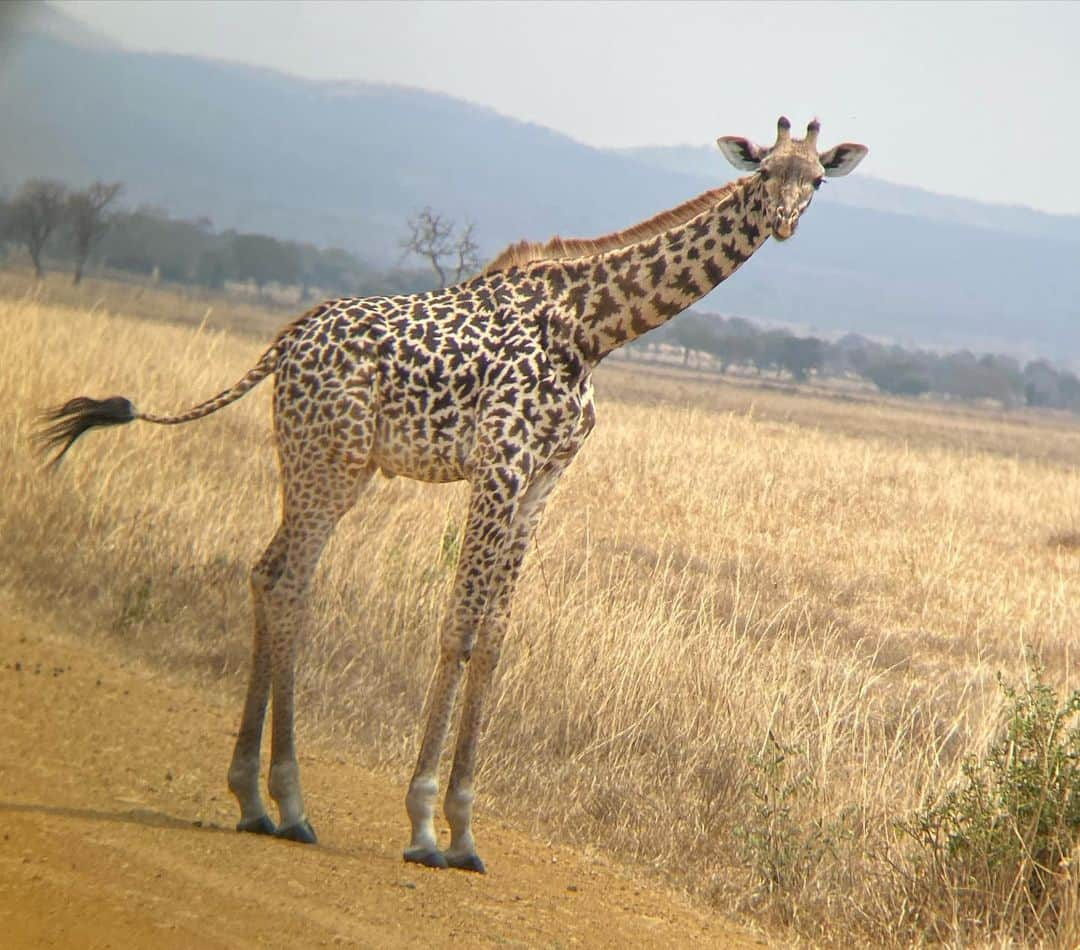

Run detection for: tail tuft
[[35, 396, 137, 468]]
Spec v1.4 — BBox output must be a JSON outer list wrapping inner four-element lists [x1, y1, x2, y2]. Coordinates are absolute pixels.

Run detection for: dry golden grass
[[0, 265, 293, 340], [6, 287, 1080, 945]]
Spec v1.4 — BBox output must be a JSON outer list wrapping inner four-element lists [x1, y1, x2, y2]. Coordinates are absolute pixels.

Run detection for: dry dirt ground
[[0, 595, 763, 949]]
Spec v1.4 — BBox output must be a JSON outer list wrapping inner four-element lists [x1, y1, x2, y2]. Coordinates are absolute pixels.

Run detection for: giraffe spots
[[722, 240, 749, 266], [704, 258, 727, 286], [671, 267, 702, 298], [649, 292, 681, 319], [565, 283, 589, 320], [588, 287, 621, 325], [613, 263, 645, 299], [263, 173, 770, 494], [739, 220, 762, 244], [544, 266, 568, 297]]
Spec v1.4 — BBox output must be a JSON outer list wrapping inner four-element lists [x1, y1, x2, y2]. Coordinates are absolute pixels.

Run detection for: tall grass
[[6, 291, 1080, 944]]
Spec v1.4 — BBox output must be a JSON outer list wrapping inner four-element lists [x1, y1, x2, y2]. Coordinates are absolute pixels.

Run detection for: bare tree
[[400, 207, 480, 288], [68, 181, 124, 284], [7, 179, 68, 279]]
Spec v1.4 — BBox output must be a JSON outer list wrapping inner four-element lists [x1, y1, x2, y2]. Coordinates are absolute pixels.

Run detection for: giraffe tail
[[35, 340, 282, 469]]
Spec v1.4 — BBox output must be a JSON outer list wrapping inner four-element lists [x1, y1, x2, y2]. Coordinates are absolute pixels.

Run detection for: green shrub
[[903, 660, 1080, 939], [733, 733, 844, 919]]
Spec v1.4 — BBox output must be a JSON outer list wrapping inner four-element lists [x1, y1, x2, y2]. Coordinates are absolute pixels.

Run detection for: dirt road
[[0, 599, 762, 948]]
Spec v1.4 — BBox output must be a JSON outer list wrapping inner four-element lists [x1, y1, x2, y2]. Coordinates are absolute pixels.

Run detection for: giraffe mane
[[482, 183, 739, 274]]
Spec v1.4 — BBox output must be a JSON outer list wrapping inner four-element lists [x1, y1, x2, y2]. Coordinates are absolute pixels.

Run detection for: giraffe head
[[717, 117, 868, 241]]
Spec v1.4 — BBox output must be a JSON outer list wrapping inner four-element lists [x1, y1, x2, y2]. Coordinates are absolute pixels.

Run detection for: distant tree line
[[4, 178, 1080, 415], [639, 312, 1080, 414], [0, 178, 442, 298]]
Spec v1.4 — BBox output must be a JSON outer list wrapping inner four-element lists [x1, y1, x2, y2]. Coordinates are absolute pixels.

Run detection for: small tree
[[230, 233, 301, 292], [863, 356, 933, 397], [672, 314, 721, 368], [1024, 360, 1063, 409], [777, 334, 825, 383], [400, 207, 480, 288], [0, 193, 9, 249], [67, 181, 123, 284], [196, 249, 229, 290], [7, 179, 68, 278]]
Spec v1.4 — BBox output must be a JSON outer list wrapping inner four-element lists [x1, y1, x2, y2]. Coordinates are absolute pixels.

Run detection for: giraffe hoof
[[403, 846, 448, 869], [275, 818, 318, 844], [236, 814, 277, 836], [444, 850, 486, 873]]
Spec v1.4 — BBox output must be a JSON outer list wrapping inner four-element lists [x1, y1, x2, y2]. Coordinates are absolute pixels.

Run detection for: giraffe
[[37, 116, 867, 873]]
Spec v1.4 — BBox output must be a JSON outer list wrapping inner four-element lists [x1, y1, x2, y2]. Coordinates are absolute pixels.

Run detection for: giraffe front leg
[[404, 641, 467, 869], [404, 484, 517, 869], [442, 462, 564, 872], [442, 620, 507, 873]]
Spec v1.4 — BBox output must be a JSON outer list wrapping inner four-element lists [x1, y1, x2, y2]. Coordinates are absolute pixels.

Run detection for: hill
[[2, 9, 1079, 361]]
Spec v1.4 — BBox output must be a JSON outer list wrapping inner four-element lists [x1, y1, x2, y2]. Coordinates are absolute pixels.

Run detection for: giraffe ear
[[819, 142, 869, 177], [717, 136, 769, 171]]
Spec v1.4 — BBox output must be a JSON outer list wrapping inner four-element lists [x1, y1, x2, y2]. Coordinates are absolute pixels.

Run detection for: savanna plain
[[5, 276, 1080, 946]]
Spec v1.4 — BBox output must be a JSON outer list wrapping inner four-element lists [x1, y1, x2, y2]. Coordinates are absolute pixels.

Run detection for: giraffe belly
[[370, 417, 474, 484]]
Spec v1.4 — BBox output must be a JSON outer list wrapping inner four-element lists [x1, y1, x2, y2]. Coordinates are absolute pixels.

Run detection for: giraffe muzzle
[[771, 212, 799, 241]]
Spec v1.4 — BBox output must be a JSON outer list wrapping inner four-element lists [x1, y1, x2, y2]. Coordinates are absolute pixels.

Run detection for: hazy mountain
[[0, 25, 713, 264], [2, 1, 117, 52], [2, 12, 1078, 362]]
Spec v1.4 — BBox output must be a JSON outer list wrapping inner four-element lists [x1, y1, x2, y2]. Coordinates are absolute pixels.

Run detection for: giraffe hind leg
[[228, 345, 379, 843], [262, 522, 333, 844], [229, 463, 373, 844], [266, 480, 367, 843], [228, 526, 286, 836]]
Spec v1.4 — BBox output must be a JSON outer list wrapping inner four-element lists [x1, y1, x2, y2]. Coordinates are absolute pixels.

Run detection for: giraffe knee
[[439, 630, 476, 666], [469, 642, 501, 676], [251, 550, 287, 594], [440, 643, 473, 666]]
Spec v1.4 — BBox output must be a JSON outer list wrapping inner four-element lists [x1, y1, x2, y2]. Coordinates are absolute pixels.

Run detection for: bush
[[732, 733, 848, 926], [903, 660, 1080, 941]]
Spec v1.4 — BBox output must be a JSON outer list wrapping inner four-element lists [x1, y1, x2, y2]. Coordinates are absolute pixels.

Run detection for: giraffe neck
[[544, 173, 770, 364]]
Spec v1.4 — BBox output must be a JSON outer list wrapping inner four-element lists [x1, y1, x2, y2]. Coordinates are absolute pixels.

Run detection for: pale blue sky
[[53, 0, 1080, 215]]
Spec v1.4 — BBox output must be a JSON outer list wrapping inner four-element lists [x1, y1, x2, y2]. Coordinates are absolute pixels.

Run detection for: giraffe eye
[[812, 177, 825, 190]]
